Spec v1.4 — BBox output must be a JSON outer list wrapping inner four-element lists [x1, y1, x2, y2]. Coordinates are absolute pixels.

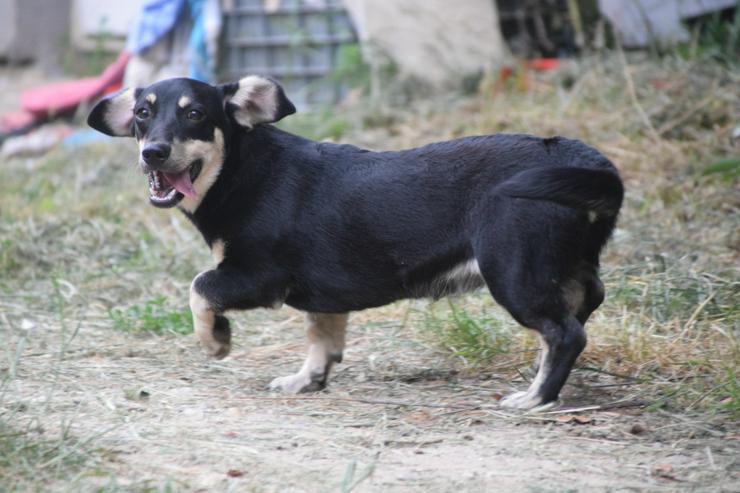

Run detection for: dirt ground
[[1, 56, 739, 492], [4, 302, 738, 492]]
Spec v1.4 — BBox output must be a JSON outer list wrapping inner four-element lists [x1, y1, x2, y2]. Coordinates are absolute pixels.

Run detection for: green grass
[[108, 296, 193, 335], [702, 157, 740, 182], [0, 415, 92, 492], [608, 262, 738, 326], [716, 366, 740, 420], [423, 300, 517, 367]]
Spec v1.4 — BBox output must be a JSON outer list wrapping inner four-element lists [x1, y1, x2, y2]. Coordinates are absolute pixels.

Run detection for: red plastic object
[[527, 58, 561, 71], [20, 52, 131, 118], [0, 110, 38, 133]]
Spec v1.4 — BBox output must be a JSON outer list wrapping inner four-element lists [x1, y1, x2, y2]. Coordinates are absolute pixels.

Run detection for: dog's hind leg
[[269, 312, 348, 393], [499, 316, 586, 409], [472, 194, 595, 409]]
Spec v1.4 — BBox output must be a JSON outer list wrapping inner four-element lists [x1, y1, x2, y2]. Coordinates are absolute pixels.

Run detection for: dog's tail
[[498, 167, 624, 216]]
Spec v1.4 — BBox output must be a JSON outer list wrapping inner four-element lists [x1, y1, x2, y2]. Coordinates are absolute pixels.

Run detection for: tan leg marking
[[500, 334, 555, 410], [178, 128, 225, 213], [211, 239, 226, 264], [269, 313, 348, 393], [189, 272, 230, 358]]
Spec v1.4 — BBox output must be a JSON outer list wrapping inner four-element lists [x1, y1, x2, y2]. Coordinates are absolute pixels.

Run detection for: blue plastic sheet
[[126, 0, 221, 82]]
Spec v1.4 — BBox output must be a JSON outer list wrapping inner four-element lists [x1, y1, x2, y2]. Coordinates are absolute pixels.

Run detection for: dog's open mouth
[[148, 160, 203, 208]]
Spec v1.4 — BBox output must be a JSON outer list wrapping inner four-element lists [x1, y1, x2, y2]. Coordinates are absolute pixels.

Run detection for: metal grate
[[220, 0, 357, 108]]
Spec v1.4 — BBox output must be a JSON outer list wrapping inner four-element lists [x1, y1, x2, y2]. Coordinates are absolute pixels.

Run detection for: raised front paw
[[268, 371, 327, 394], [201, 340, 231, 359], [195, 314, 231, 359]]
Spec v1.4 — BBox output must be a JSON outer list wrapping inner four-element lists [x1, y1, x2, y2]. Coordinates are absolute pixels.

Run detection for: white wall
[[71, 0, 148, 50]]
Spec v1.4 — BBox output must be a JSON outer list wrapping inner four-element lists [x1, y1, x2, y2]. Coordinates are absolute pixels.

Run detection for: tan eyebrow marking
[[178, 96, 191, 108], [146, 93, 157, 104]]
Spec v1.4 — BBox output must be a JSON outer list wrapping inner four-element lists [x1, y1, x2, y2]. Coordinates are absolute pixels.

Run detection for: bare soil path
[[4, 304, 738, 492]]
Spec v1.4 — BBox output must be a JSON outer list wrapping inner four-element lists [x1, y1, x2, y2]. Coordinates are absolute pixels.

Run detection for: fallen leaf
[[227, 469, 244, 477], [651, 463, 678, 481]]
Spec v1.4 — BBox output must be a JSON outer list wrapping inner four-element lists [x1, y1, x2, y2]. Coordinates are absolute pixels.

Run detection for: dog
[[87, 76, 623, 410]]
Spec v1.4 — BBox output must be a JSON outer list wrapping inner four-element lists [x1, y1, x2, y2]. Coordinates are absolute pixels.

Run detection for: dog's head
[[87, 76, 295, 210]]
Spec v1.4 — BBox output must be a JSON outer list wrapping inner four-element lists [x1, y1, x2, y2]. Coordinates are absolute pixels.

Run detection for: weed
[[702, 157, 740, 182], [339, 459, 376, 493], [0, 420, 89, 491], [681, 8, 740, 66], [607, 261, 737, 326], [108, 296, 192, 335], [331, 43, 372, 93], [721, 368, 740, 419], [423, 300, 516, 367], [0, 239, 20, 275]]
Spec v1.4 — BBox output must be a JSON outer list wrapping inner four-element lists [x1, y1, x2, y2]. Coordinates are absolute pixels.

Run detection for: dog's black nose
[[142, 143, 171, 166]]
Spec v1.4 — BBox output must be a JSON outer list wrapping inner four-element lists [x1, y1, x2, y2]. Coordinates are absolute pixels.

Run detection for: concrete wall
[[71, 0, 148, 51], [599, 0, 738, 47], [343, 0, 508, 90], [0, 0, 70, 71], [0, 0, 17, 58]]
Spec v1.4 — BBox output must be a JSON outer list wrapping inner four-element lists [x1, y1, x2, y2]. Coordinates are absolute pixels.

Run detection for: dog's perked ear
[[221, 76, 296, 129], [87, 88, 142, 137]]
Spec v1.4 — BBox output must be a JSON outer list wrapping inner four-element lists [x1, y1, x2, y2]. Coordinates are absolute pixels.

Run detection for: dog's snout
[[142, 143, 171, 166]]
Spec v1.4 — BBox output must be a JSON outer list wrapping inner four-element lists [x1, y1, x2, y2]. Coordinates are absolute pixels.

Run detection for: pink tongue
[[163, 170, 197, 198]]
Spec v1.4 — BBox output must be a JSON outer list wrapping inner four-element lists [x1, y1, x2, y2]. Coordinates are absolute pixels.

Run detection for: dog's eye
[[186, 109, 204, 121], [135, 108, 150, 120]]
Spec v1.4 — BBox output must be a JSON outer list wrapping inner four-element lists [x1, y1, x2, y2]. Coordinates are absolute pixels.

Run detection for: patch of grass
[[702, 157, 740, 182], [108, 296, 193, 335], [278, 108, 352, 142], [0, 419, 91, 491], [680, 8, 740, 66], [608, 263, 737, 326], [0, 239, 20, 275], [339, 459, 376, 493], [423, 300, 517, 367], [717, 366, 740, 419]]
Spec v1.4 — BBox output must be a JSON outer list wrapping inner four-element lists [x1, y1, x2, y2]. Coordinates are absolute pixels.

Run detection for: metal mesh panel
[[221, 0, 357, 108]]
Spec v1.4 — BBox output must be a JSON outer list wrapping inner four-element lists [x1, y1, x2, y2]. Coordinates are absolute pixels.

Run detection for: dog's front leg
[[189, 266, 280, 359], [189, 271, 232, 358], [269, 312, 348, 393]]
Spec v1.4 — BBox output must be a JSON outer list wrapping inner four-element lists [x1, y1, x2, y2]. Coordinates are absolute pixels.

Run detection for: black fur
[[88, 77, 624, 407]]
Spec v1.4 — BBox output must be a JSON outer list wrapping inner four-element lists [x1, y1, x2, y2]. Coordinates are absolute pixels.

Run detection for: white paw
[[500, 390, 552, 411], [269, 373, 315, 394]]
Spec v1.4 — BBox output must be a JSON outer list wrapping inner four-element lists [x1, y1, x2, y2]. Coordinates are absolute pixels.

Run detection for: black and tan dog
[[87, 76, 623, 410]]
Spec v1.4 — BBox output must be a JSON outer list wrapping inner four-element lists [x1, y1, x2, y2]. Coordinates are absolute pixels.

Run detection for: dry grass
[[317, 53, 740, 420], [1, 52, 738, 490]]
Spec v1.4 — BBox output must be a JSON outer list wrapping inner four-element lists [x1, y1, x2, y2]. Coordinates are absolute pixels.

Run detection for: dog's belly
[[408, 258, 486, 299], [283, 259, 486, 312]]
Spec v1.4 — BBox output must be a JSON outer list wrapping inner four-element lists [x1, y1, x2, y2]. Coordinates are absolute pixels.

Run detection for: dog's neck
[[179, 124, 308, 244]]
